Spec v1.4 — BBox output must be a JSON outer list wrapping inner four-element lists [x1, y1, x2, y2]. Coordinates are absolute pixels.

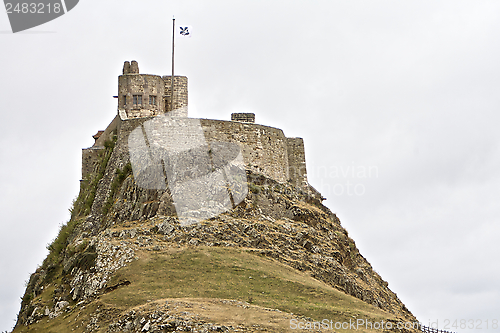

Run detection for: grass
[[17, 134, 119, 327], [102, 162, 132, 216], [101, 247, 396, 328], [70, 135, 117, 219], [44, 218, 82, 266], [14, 247, 404, 333], [12, 300, 103, 333], [249, 183, 261, 194]]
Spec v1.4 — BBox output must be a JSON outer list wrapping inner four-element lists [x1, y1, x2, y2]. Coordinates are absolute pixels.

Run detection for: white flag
[[178, 25, 192, 38]]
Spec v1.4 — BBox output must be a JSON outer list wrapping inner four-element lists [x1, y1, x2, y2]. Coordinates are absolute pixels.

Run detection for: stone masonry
[[231, 113, 255, 123], [83, 61, 309, 191], [118, 61, 188, 119]]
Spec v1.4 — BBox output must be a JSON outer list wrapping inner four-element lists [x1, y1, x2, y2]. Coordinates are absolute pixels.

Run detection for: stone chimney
[[130, 60, 139, 74], [123, 61, 130, 74], [231, 113, 255, 123]]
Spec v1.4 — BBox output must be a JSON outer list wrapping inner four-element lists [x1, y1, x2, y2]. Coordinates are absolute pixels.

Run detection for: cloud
[[1, 1, 500, 331]]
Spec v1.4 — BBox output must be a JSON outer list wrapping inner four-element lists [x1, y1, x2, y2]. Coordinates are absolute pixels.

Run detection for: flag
[[178, 25, 192, 38]]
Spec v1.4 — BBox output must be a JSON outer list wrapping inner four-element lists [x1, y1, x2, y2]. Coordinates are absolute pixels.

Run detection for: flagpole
[[171, 16, 175, 112]]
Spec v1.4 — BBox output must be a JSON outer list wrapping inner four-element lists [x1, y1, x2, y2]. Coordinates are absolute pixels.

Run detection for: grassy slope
[[13, 246, 403, 333]]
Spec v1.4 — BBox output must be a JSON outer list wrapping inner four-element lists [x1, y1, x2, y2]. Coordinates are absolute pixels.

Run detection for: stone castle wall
[[286, 137, 308, 188], [83, 116, 308, 189], [200, 119, 290, 183], [81, 147, 104, 179], [82, 116, 120, 179], [82, 114, 309, 231], [162, 76, 188, 112], [118, 74, 165, 118]]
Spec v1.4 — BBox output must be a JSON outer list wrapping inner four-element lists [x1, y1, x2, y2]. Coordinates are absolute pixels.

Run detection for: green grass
[[12, 300, 102, 333], [101, 247, 396, 326], [70, 135, 117, 219], [249, 183, 261, 194], [14, 247, 403, 333], [102, 162, 132, 216], [44, 218, 82, 266]]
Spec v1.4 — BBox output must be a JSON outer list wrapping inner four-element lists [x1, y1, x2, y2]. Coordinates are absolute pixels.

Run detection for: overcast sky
[[1, 1, 500, 332]]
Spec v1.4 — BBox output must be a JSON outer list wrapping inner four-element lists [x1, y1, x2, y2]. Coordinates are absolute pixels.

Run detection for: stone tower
[[84, 61, 309, 191], [118, 60, 188, 119]]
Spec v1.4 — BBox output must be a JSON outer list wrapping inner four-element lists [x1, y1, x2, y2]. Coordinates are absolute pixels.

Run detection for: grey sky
[[1, 1, 499, 331]]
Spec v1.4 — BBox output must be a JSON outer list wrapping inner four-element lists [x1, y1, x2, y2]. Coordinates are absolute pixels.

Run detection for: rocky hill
[[12, 127, 419, 333]]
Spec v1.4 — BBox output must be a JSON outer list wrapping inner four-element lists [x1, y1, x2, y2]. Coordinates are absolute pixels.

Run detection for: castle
[[82, 61, 310, 192], [15, 61, 420, 331]]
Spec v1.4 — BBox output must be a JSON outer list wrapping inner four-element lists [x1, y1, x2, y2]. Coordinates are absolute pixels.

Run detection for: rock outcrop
[[14, 162, 418, 332], [13, 110, 418, 332]]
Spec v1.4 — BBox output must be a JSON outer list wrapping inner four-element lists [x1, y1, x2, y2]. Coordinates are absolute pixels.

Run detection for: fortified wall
[[83, 61, 309, 192]]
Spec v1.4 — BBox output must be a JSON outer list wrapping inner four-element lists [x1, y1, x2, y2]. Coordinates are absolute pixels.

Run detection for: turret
[[117, 60, 165, 119], [162, 75, 188, 114], [117, 60, 188, 119]]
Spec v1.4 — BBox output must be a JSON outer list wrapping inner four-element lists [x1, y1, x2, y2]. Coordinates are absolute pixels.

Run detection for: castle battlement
[[83, 61, 309, 194]]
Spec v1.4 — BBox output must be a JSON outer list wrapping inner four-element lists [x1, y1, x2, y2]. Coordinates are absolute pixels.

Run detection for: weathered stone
[[54, 300, 68, 312], [231, 113, 255, 123], [156, 221, 174, 235], [141, 320, 150, 331], [122, 61, 130, 74], [129, 60, 139, 74]]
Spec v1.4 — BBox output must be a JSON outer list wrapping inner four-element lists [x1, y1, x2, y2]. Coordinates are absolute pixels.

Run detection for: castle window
[[149, 95, 157, 105], [133, 95, 142, 105], [123, 95, 127, 106]]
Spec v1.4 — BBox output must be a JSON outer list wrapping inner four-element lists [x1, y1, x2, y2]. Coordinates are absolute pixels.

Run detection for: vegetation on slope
[[13, 246, 409, 333], [16, 135, 118, 326], [14, 132, 417, 332]]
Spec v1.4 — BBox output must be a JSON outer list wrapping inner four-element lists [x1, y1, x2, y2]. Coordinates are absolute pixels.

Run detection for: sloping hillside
[[13, 133, 418, 333]]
